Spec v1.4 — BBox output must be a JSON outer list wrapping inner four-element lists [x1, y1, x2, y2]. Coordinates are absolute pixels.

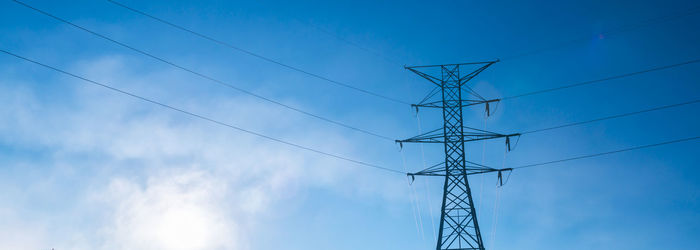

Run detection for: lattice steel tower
[[398, 61, 518, 250]]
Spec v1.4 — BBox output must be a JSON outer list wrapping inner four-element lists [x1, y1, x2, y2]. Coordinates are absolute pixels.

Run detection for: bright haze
[[0, 0, 699, 250]]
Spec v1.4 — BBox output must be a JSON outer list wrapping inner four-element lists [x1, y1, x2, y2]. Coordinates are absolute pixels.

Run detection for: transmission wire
[[514, 136, 700, 169], [13, 0, 699, 176], [104, 0, 410, 105], [12, 0, 397, 142], [0, 48, 405, 175], [400, 148, 423, 238], [489, 149, 507, 250], [502, 59, 700, 100], [522, 99, 700, 135], [477, 115, 488, 229], [489, 183, 502, 250], [416, 112, 438, 242]]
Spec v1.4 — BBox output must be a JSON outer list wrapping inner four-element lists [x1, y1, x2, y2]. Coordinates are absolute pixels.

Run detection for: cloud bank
[[0, 55, 405, 250]]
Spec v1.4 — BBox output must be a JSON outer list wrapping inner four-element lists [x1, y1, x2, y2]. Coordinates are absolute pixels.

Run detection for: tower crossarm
[[411, 98, 500, 109], [405, 67, 442, 87], [404, 60, 499, 88], [396, 126, 520, 145], [406, 161, 513, 187], [407, 161, 510, 177], [459, 61, 498, 84]]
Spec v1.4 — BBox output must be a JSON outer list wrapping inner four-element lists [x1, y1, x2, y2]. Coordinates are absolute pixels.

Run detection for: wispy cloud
[[0, 55, 407, 249]]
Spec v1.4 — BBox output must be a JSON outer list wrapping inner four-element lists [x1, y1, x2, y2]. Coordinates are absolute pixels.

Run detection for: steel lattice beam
[[400, 61, 513, 250]]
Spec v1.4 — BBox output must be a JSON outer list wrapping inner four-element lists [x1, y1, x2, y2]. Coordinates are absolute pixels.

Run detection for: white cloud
[[99, 170, 238, 250], [0, 211, 49, 250], [0, 55, 405, 249]]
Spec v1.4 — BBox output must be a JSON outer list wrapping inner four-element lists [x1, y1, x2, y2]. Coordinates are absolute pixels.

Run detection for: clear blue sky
[[1, 0, 699, 249]]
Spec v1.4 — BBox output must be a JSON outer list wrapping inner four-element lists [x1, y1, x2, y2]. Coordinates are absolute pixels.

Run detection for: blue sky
[[1, 0, 699, 249]]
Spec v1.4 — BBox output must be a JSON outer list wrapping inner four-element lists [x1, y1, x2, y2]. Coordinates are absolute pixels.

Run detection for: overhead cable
[[104, 0, 410, 105], [0, 48, 405, 175], [522, 99, 700, 134], [12, 0, 396, 141], [514, 136, 700, 169], [501, 59, 700, 100]]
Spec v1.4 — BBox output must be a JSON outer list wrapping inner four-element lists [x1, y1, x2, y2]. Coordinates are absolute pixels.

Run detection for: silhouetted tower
[[398, 61, 518, 250]]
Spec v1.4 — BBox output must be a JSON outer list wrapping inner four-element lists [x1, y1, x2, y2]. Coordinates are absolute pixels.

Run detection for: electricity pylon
[[398, 61, 518, 250]]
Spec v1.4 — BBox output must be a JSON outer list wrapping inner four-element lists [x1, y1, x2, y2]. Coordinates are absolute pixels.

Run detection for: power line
[[501, 58, 700, 100], [99, 0, 700, 108], [304, 4, 700, 101], [444, 99, 699, 170], [13, 0, 698, 176], [0, 48, 405, 175], [514, 136, 700, 169], [522, 99, 700, 134], [501, 5, 700, 61], [12, 0, 396, 142], [104, 0, 410, 105]]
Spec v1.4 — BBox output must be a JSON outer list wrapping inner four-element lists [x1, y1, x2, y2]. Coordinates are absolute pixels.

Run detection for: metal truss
[[408, 161, 511, 178], [411, 99, 500, 109], [400, 61, 515, 250], [397, 126, 519, 145]]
